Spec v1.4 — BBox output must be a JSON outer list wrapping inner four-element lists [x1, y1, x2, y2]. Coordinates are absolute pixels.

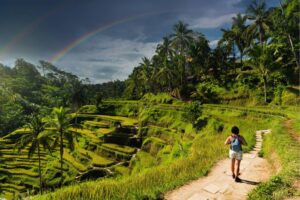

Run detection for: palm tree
[[219, 28, 236, 61], [187, 35, 210, 76], [50, 106, 74, 186], [16, 114, 51, 195], [156, 36, 174, 59], [232, 13, 250, 63], [246, 0, 271, 44], [68, 80, 87, 112], [170, 21, 194, 93], [240, 44, 280, 102], [156, 36, 176, 91], [156, 60, 175, 92], [277, 0, 300, 69], [171, 21, 194, 55], [139, 57, 153, 93]]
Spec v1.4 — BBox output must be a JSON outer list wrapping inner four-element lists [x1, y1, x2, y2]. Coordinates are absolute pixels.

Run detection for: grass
[[32, 135, 222, 199], [0, 168, 39, 177], [84, 120, 110, 128], [96, 115, 138, 126], [101, 143, 136, 154], [32, 107, 267, 200], [77, 145, 115, 167], [1, 98, 298, 199], [63, 150, 88, 172], [79, 114, 138, 126], [0, 183, 26, 191], [248, 117, 300, 199], [97, 128, 114, 134], [69, 128, 101, 143], [3, 128, 31, 139]]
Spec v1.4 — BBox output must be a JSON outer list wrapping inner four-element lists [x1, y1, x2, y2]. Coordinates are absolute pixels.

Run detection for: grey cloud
[[56, 35, 158, 83]]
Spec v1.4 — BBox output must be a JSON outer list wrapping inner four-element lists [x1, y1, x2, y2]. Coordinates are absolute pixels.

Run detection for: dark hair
[[231, 126, 239, 135]]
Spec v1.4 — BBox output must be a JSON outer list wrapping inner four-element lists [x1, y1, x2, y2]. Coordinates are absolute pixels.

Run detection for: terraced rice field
[[0, 112, 141, 198], [0, 103, 188, 199]]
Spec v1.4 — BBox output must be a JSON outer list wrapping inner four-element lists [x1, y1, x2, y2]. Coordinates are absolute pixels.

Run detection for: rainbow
[[49, 12, 166, 63]]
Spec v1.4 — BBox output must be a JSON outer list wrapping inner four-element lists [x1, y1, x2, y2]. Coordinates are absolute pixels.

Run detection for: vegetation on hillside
[[0, 0, 299, 199]]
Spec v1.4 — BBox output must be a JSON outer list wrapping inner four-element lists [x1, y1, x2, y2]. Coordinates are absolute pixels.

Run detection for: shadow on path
[[241, 179, 261, 185]]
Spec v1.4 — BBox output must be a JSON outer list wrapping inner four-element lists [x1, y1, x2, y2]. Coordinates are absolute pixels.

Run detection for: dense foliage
[[124, 0, 299, 102], [0, 0, 299, 199]]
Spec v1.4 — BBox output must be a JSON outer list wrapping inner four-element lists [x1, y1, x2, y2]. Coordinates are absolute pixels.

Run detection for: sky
[[0, 0, 278, 83]]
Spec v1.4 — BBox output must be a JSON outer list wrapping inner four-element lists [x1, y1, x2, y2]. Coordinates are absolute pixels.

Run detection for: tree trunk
[[240, 52, 243, 65], [38, 143, 43, 195], [263, 76, 267, 103], [60, 128, 63, 187]]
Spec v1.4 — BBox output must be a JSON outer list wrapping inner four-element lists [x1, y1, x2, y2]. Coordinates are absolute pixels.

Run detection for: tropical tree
[[156, 36, 174, 59], [156, 59, 175, 92], [16, 114, 52, 194], [171, 21, 195, 91], [219, 28, 238, 66], [232, 13, 250, 63], [271, 0, 300, 69], [138, 57, 153, 93], [49, 107, 74, 186], [246, 0, 271, 44], [171, 21, 194, 55], [156, 37, 176, 91], [187, 34, 211, 77], [241, 44, 281, 102]]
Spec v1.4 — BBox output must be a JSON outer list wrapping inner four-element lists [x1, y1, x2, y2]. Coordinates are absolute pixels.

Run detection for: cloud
[[189, 13, 236, 29], [56, 36, 158, 83]]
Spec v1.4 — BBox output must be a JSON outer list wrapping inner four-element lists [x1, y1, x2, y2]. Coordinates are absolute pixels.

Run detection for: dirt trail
[[165, 130, 272, 200], [283, 119, 300, 144]]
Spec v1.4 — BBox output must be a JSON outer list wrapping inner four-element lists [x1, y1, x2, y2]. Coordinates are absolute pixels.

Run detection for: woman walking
[[224, 126, 247, 182]]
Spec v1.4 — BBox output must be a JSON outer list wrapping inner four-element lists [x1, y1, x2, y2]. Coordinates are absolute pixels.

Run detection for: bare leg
[[231, 158, 236, 177], [236, 160, 241, 178]]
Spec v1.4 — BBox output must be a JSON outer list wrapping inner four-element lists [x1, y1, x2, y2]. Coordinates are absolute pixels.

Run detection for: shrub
[[190, 82, 222, 103], [78, 105, 98, 114], [142, 93, 174, 104], [182, 101, 203, 128]]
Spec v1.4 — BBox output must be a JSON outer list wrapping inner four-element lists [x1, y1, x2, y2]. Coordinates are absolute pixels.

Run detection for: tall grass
[[248, 118, 300, 199], [33, 109, 267, 200]]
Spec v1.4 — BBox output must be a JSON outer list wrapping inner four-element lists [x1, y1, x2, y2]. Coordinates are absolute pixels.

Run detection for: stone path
[[165, 130, 272, 200]]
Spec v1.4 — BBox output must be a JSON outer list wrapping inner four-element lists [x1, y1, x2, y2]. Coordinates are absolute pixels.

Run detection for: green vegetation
[[31, 106, 277, 200], [248, 117, 300, 199], [0, 0, 299, 199]]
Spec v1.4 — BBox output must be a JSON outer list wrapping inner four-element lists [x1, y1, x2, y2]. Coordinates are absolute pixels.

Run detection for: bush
[[78, 105, 98, 114], [183, 101, 203, 128], [142, 93, 174, 104], [211, 119, 224, 133], [248, 176, 291, 200], [190, 82, 222, 103]]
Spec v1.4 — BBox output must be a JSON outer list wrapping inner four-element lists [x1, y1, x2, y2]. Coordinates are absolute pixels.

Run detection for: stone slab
[[219, 184, 229, 194], [203, 184, 220, 194]]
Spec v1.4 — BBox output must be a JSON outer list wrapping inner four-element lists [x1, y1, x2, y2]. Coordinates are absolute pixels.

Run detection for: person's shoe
[[232, 174, 235, 179], [235, 177, 242, 182]]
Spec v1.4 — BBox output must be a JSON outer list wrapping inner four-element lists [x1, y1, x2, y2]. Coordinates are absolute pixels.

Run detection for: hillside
[[1, 97, 298, 199], [0, 0, 299, 199]]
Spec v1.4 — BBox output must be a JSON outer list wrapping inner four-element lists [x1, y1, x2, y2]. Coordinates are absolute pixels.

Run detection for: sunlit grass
[[101, 143, 136, 154], [77, 145, 114, 167], [63, 150, 88, 172], [33, 108, 268, 200], [248, 118, 300, 199]]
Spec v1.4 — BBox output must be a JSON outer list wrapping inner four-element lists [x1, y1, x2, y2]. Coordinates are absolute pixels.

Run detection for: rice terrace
[[0, 0, 299, 199]]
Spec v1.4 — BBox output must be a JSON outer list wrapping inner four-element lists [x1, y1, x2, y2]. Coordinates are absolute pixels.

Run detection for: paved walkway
[[165, 130, 272, 200]]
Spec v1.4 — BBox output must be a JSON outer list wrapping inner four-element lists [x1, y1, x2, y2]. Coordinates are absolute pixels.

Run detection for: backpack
[[231, 136, 242, 151]]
